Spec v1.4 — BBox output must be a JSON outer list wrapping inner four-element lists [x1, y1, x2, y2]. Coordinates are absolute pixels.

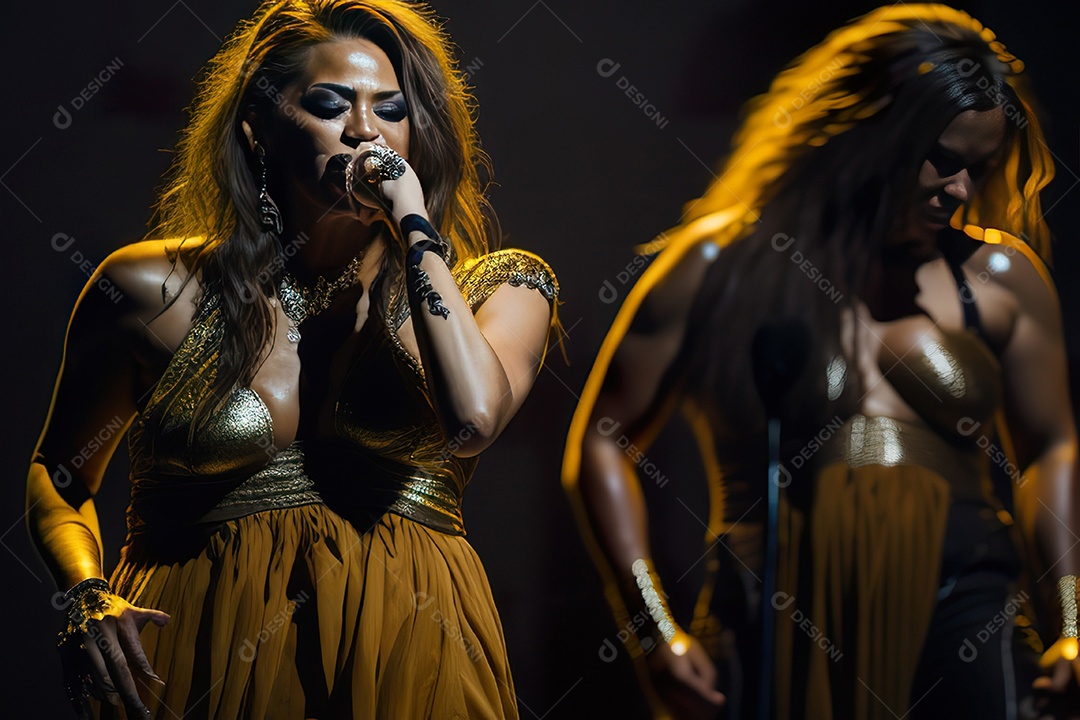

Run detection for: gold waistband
[[306, 445, 467, 536], [198, 443, 322, 523], [366, 454, 465, 536], [816, 415, 989, 500]]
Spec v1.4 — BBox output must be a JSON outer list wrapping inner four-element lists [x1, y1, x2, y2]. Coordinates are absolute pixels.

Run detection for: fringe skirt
[[775, 461, 951, 719]]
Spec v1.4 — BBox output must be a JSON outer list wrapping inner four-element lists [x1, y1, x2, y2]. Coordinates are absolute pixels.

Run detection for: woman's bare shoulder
[[967, 234, 1056, 307], [98, 237, 205, 311], [630, 239, 719, 334]]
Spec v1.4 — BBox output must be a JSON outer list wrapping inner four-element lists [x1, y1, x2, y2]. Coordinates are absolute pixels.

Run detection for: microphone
[[326, 152, 384, 212], [752, 318, 811, 418]]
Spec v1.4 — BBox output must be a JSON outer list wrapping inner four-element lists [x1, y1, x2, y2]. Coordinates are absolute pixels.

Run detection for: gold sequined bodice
[[308, 249, 559, 536], [126, 292, 319, 537]]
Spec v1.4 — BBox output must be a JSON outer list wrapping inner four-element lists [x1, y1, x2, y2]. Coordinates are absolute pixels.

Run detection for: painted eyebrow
[[306, 83, 404, 102]]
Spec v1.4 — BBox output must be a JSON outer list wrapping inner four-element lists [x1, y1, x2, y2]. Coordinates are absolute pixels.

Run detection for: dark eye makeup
[[375, 96, 408, 122], [299, 84, 408, 123], [300, 87, 349, 118]]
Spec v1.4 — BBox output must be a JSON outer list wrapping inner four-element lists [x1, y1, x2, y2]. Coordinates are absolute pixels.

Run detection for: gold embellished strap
[[453, 249, 559, 310], [140, 290, 230, 443], [1059, 575, 1078, 638]]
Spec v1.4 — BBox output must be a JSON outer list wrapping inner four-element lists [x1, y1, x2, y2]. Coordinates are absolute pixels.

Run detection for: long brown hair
[[665, 5, 1054, 438], [149, 0, 494, 429]]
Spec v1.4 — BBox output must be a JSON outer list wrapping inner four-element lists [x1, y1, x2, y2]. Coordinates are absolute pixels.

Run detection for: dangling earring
[[254, 141, 284, 234]]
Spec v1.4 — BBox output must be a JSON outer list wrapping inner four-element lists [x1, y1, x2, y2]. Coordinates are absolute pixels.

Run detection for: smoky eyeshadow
[[375, 95, 408, 122], [300, 87, 349, 117]]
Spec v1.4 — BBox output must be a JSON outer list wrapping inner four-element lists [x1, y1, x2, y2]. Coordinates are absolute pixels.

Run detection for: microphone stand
[[759, 415, 781, 720], [752, 319, 809, 720]]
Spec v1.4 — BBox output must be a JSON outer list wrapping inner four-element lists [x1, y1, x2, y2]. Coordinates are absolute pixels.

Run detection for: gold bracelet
[[59, 578, 114, 640], [1059, 575, 1078, 639], [632, 558, 678, 643]]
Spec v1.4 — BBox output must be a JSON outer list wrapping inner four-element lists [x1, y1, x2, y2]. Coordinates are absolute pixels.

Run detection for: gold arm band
[[632, 558, 678, 643], [1059, 575, 1078, 639]]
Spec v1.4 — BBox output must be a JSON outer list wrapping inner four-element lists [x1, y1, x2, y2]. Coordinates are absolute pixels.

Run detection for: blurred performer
[[564, 5, 1077, 719], [28, 1, 559, 717]]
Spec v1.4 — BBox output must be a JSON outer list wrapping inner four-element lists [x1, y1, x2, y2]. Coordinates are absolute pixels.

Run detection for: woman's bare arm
[[29, 242, 179, 714], [989, 242, 1080, 704], [563, 240, 725, 715], [371, 148, 557, 456]]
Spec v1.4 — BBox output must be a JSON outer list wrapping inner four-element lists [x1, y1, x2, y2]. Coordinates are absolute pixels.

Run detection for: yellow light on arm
[[1039, 636, 1079, 667], [669, 630, 691, 657]]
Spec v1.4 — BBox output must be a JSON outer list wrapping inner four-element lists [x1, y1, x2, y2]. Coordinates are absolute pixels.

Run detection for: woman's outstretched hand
[[645, 633, 726, 719], [1034, 638, 1080, 719], [59, 592, 169, 718]]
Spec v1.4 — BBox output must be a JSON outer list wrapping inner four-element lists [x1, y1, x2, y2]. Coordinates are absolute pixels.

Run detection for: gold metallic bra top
[[127, 291, 319, 535], [818, 327, 1003, 494], [315, 249, 559, 536]]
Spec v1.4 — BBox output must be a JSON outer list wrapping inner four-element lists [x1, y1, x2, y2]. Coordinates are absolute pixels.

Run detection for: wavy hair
[[148, 0, 494, 430]]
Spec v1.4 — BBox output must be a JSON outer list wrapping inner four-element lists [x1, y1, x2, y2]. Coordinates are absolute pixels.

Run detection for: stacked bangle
[[632, 558, 679, 643], [1039, 575, 1080, 667], [1059, 575, 1078, 638]]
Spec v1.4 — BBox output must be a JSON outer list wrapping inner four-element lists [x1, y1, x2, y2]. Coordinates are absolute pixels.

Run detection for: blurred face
[[895, 107, 1006, 261], [260, 37, 411, 222]]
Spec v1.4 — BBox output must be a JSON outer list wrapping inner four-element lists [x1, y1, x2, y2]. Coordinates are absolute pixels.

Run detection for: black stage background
[[2, 1, 1077, 717]]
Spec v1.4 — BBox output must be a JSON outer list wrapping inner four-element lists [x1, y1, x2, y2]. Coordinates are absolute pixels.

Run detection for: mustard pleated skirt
[[775, 461, 951, 720], [104, 506, 518, 719]]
